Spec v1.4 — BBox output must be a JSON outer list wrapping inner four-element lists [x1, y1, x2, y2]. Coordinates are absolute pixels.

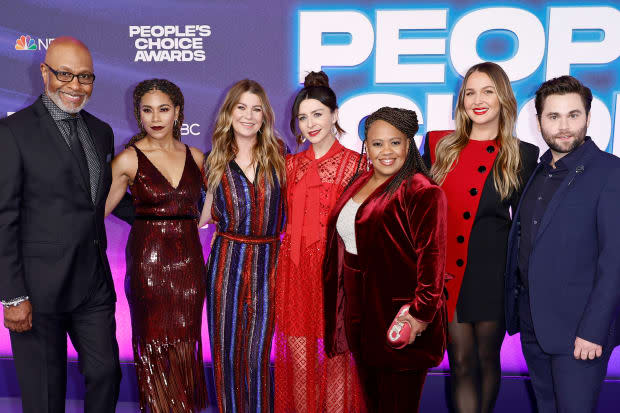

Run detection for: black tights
[[447, 315, 505, 413]]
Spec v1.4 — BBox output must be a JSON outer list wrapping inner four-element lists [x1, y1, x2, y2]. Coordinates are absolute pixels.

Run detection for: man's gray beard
[[46, 86, 89, 114]]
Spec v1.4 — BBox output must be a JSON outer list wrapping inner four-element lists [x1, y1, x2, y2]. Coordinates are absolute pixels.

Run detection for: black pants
[[9, 271, 121, 413], [518, 289, 613, 413]]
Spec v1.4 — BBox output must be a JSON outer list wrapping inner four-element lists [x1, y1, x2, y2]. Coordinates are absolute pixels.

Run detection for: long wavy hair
[[205, 79, 285, 193], [127, 79, 184, 147], [431, 62, 522, 200]]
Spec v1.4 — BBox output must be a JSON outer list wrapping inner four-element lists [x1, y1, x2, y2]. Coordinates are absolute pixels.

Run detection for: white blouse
[[336, 198, 362, 254]]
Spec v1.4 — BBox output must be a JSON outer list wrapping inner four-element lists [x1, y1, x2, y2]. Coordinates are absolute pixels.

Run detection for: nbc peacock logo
[[15, 35, 37, 50]]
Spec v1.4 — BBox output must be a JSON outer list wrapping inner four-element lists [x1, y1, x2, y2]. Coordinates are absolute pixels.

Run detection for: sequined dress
[[274, 140, 365, 413], [205, 160, 285, 413], [126, 144, 207, 413]]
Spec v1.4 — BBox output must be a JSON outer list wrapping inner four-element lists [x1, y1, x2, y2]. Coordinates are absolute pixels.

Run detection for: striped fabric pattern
[[206, 162, 285, 413]]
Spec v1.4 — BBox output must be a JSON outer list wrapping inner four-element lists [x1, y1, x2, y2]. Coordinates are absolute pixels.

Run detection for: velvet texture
[[323, 169, 448, 370]]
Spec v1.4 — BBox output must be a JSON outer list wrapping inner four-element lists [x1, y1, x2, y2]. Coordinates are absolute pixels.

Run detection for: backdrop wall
[[1, 0, 619, 376]]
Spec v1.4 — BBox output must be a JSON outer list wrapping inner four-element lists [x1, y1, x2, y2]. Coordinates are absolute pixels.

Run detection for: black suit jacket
[[0, 97, 122, 313]]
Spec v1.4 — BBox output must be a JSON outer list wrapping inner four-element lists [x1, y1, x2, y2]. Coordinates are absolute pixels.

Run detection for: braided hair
[[127, 79, 184, 147], [352, 107, 430, 195]]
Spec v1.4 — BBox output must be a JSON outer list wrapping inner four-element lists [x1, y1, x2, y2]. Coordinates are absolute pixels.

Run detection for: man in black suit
[[0, 36, 127, 412]]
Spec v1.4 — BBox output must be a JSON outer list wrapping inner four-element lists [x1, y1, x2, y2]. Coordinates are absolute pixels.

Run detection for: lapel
[[81, 110, 106, 205], [32, 98, 91, 198], [534, 142, 596, 244]]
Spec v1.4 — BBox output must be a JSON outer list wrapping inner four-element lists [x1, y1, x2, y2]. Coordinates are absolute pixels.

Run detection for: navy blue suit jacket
[[505, 139, 620, 354]]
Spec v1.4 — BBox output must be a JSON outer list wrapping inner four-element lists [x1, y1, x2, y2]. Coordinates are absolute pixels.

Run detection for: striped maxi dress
[[205, 160, 285, 413]]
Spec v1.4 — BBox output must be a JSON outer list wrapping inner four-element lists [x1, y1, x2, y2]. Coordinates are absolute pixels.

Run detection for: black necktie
[[66, 118, 92, 198]]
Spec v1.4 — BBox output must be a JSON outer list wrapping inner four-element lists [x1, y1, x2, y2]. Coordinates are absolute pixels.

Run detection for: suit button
[[463, 211, 471, 220], [93, 240, 100, 246], [456, 259, 464, 267], [486, 145, 495, 153], [457, 235, 465, 243], [478, 165, 486, 173], [514, 288, 520, 294], [469, 188, 478, 196]]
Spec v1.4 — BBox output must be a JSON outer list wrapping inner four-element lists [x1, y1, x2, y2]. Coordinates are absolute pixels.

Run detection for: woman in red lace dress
[[105, 79, 208, 412], [274, 71, 365, 413]]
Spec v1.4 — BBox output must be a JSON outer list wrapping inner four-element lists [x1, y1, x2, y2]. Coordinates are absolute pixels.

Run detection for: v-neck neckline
[[135, 144, 189, 191], [231, 160, 259, 186]]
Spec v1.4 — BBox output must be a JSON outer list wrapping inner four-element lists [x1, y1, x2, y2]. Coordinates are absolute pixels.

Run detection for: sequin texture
[[126, 144, 207, 412]]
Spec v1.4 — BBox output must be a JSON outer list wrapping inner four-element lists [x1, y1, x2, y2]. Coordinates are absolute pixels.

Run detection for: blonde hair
[[431, 62, 521, 200], [205, 79, 285, 193]]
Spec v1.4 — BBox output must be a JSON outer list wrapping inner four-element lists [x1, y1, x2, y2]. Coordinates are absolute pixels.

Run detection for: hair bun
[[304, 71, 330, 88]]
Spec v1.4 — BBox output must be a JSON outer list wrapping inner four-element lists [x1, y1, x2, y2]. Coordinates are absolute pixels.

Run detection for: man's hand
[[396, 312, 429, 345], [3, 300, 32, 333], [574, 336, 603, 360]]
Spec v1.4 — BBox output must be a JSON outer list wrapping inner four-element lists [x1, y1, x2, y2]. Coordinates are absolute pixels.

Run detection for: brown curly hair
[[127, 79, 185, 147]]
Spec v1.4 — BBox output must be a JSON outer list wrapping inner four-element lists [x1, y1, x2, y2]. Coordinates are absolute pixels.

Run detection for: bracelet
[[1, 296, 29, 308]]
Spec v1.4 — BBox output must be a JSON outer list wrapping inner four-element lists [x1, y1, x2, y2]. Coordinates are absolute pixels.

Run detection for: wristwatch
[[1, 296, 29, 308]]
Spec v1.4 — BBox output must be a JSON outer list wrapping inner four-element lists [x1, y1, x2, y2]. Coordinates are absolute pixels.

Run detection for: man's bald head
[[44, 37, 92, 69], [41, 37, 94, 113]]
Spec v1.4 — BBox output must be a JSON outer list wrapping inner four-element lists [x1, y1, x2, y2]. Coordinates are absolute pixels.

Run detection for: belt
[[216, 231, 280, 244]]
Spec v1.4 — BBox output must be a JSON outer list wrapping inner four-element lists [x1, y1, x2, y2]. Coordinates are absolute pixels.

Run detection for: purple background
[[1, 0, 619, 377]]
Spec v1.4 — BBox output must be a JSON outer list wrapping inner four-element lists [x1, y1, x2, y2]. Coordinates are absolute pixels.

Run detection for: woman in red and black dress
[[423, 62, 539, 413]]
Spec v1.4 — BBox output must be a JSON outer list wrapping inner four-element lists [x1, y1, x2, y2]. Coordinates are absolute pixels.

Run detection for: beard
[[46, 85, 90, 114], [540, 123, 587, 154]]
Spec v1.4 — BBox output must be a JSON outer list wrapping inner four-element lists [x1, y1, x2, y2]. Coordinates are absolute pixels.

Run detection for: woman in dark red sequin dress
[[105, 79, 208, 412]]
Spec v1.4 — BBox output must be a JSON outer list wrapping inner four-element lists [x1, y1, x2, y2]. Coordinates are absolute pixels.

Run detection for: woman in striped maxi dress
[[199, 79, 286, 413]]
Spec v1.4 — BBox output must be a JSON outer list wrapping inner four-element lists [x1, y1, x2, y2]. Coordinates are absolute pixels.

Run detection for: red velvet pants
[[343, 251, 428, 412]]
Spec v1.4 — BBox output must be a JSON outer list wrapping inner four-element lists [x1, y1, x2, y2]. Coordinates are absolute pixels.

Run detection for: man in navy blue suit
[[505, 75, 620, 413]]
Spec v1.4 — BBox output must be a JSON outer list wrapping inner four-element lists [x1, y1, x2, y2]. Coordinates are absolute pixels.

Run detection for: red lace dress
[[275, 140, 365, 413]]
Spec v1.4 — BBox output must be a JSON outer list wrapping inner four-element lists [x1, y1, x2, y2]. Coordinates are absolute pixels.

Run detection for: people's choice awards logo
[[15, 35, 36, 50], [129, 25, 212, 62]]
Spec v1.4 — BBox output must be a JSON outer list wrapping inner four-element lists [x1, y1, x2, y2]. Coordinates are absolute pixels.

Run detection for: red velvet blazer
[[323, 169, 448, 370]]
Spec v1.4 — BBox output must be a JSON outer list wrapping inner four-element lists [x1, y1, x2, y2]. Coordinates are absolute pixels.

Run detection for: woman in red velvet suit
[[423, 62, 539, 413], [323, 107, 448, 413]]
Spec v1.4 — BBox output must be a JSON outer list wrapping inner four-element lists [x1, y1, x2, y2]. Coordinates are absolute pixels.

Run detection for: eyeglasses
[[44, 63, 96, 85]]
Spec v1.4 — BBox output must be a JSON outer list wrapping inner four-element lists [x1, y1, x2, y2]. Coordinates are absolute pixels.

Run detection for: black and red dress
[[423, 131, 539, 322]]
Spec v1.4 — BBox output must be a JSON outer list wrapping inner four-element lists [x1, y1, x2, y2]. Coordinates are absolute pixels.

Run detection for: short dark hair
[[535, 75, 592, 119]]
